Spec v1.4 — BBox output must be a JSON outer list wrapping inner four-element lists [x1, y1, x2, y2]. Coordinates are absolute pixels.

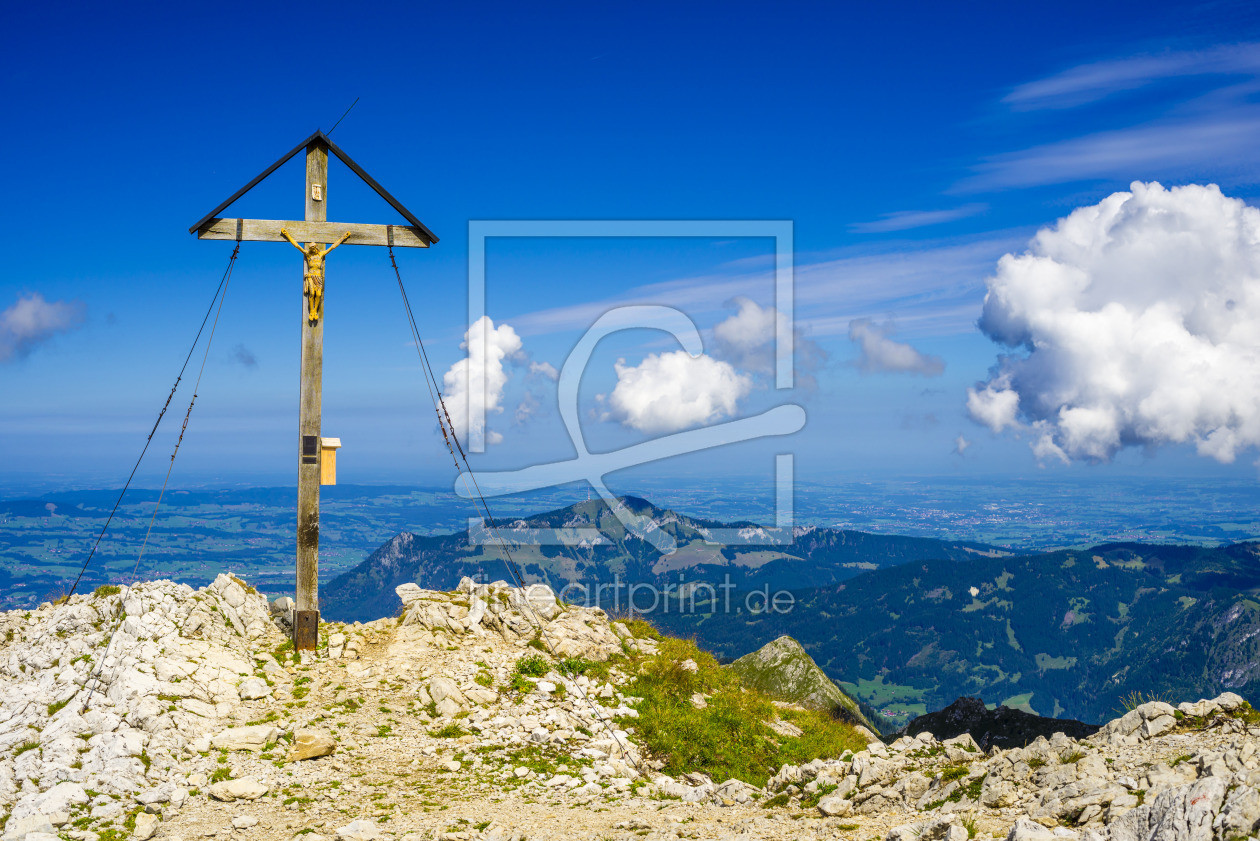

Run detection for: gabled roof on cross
[[188, 130, 438, 245]]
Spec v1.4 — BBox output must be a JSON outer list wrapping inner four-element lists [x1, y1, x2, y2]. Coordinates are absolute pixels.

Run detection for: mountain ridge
[[323, 496, 1260, 730], [320, 495, 1007, 623]]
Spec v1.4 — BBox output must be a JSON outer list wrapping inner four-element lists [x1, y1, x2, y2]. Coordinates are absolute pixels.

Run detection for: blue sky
[[5, 0, 1260, 494]]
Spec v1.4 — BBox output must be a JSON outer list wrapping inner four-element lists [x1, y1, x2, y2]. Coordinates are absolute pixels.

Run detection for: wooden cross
[[190, 130, 438, 649]]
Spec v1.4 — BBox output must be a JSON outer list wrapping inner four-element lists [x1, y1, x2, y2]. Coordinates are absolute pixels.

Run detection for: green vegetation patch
[[557, 656, 605, 679], [1234, 701, 1260, 725], [515, 654, 549, 677], [622, 618, 662, 640], [623, 636, 864, 787]]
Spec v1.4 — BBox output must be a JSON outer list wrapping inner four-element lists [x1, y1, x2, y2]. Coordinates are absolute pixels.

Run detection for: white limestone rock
[[1105, 776, 1225, 841], [133, 812, 160, 840], [288, 730, 335, 761], [817, 794, 853, 816], [336, 819, 383, 841], [208, 777, 269, 802], [888, 816, 968, 841], [0, 814, 56, 841], [209, 725, 278, 752], [237, 678, 271, 700], [1213, 782, 1260, 839]]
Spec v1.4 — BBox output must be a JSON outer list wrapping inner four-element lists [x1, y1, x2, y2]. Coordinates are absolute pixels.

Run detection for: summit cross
[[190, 130, 438, 649]]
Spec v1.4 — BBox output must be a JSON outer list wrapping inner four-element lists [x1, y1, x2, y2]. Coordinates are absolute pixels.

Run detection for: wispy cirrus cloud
[[1005, 43, 1260, 110], [506, 234, 1023, 342], [850, 203, 987, 233], [965, 42, 1260, 191], [960, 111, 1260, 191]]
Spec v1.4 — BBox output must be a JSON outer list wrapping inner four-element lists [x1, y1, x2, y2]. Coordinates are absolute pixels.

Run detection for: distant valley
[[657, 539, 1260, 730], [323, 496, 1260, 731], [4, 486, 1260, 732]]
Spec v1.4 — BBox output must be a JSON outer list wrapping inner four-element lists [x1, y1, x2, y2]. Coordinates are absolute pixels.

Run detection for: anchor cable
[[83, 248, 237, 709], [64, 243, 241, 602]]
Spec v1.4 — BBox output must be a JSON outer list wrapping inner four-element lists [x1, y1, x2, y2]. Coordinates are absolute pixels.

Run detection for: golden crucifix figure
[[281, 229, 352, 322]]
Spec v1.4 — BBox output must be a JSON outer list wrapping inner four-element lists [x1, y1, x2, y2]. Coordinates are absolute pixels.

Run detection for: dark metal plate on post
[[294, 609, 320, 650], [301, 435, 319, 465]]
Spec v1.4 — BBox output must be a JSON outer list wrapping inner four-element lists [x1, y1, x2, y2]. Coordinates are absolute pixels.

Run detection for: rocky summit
[[0, 574, 1258, 841], [727, 636, 874, 732]]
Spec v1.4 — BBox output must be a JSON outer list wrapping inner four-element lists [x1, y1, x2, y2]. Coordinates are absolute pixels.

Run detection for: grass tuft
[[557, 656, 604, 678], [622, 617, 662, 640], [228, 575, 257, 595], [515, 654, 549, 677], [621, 636, 864, 788], [1233, 701, 1260, 726]]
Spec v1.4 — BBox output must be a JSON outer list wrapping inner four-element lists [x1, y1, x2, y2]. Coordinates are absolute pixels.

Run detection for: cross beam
[[190, 133, 436, 651], [195, 218, 431, 248]]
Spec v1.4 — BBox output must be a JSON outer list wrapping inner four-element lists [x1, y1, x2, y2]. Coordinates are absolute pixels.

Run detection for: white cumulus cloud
[[528, 360, 559, 381], [712, 297, 827, 385], [0, 292, 85, 363], [443, 316, 523, 446], [603, 350, 752, 434], [968, 181, 1260, 464], [847, 318, 945, 376]]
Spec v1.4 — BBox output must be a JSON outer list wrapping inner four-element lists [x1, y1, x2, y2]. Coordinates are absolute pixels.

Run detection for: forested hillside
[[654, 541, 1260, 727]]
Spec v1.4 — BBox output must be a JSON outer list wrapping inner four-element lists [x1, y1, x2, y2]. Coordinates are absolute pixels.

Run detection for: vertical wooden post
[[294, 140, 326, 650]]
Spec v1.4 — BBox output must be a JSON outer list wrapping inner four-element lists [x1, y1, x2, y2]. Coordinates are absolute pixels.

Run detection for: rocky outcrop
[[1096, 693, 1248, 747], [901, 696, 1100, 750], [763, 692, 1258, 841], [0, 573, 282, 834], [0, 573, 1257, 841], [728, 635, 874, 731], [395, 576, 635, 662]]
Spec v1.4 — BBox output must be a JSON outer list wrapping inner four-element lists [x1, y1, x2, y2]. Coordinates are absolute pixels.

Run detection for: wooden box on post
[[320, 437, 341, 486]]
